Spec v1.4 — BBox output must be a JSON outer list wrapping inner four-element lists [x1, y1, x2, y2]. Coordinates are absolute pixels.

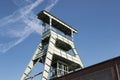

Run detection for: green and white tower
[[20, 10, 84, 80]]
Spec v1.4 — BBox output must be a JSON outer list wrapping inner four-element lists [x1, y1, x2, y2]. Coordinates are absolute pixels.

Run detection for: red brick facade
[[52, 56, 120, 80]]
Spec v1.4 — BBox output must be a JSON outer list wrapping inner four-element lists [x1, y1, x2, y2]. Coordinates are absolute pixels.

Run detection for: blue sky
[[0, 0, 120, 80]]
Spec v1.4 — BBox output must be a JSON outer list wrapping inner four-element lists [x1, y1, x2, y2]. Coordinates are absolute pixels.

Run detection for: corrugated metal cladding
[[51, 56, 120, 80]]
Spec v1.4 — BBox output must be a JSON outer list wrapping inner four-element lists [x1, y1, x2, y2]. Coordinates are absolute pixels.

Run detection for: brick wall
[[51, 56, 120, 80]]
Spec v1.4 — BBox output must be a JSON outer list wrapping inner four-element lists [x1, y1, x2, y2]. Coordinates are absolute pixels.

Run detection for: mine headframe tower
[[20, 10, 84, 80]]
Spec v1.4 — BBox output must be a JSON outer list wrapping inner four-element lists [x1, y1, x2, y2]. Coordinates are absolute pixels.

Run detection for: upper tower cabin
[[20, 10, 84, 80], [37, 10, 77, 39]]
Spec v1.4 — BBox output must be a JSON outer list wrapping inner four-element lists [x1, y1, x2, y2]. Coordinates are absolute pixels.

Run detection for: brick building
[[52, 56, 120, 80]]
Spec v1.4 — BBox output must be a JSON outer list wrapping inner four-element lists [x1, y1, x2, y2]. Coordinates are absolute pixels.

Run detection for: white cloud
[[0, 0, 59, 53]]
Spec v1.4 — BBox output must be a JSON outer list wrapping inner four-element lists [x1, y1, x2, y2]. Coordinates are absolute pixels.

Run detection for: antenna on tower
[[20, 10, 84, 80]]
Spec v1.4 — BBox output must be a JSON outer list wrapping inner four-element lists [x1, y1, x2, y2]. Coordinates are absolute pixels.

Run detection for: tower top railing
[[37, 10, 77, 36]]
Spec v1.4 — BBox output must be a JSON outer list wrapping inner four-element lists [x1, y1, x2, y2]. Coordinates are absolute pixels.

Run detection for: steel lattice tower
[[20, 10, 84, 80]]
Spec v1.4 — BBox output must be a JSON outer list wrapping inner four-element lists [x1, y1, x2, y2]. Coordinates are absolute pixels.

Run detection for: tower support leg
[[41, 52, 53, 80], [20, 43, 42, 80]]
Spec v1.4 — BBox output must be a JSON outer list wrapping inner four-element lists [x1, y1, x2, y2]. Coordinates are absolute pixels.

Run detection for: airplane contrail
[[0, 0, 59, 53], [45, 0, 59, 11]]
